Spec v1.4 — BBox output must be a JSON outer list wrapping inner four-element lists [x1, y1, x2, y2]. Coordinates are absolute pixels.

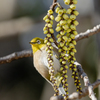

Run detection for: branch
[[0, 49, 32, 64], [75, 24, 100, 42], [74, 62, 97, 100], [0, 24, 100, 64], [50, 0, 57, 11], [50, 79, 100, 100]]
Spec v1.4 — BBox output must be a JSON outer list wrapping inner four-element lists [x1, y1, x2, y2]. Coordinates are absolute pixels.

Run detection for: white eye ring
[[37, 40, 41, 44]]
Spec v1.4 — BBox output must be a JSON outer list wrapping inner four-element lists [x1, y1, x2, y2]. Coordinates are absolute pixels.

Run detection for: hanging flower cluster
[[55, 6, 69, 100], [43, 9, 59, 96], [64, 0, 82, 93], [43, 0, 82, 99]]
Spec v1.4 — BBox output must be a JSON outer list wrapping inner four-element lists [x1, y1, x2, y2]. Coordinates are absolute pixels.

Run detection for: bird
[[29, 37, 66, 95]]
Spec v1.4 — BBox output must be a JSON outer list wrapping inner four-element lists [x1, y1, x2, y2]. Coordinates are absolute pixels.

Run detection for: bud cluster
[[64, 0, 82, 93], [43, 9, 59, 96], [55, 7, 69, 99], [43, 0, 82, 98]]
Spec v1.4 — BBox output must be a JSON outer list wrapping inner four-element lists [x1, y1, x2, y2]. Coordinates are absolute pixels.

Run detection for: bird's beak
[[29, 42, 37, 44]]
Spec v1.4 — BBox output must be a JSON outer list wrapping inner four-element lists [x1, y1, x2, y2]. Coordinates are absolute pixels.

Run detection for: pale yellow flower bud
[[70, 15, 76, 20], [47, 34, 51, 37], [60, 42, 65, 47], [63, 70, 67, 74], [72, 0, 77, 4], [63, 25, 69, 30], [67, 19, 72, 24], [49, 46, 53, 49], [60, 67, 63, 71], [63, 14, 69, 20], [47, 50, 52, 53], [45, 19, 50, 23], [67, 38, 71, 42], [63, 8, 67, 13], [43, 15, 48, 20], [64, 75, 68, 78], [61, 52, 65, 56], [63, 46, 67, 50], [57, 38, 62, 42], [63, 36, 68, 41], [66, 8, 72, 14], [72, 40, 76, 45], [73, 10, 79, 16], [58, 49, 62, 52], [69, 43, 74, 48], [72, 48, 77, 52], [70, 34, 75, 39], [62, 61, 66, 64], [43, 26, 47, 31], [70, 52, 74, 56], [55, 16, 61, 22], [70, 25, 76, 30], [57, 23, 60, 26], [48, 23, 52, 28], [71, 60, 74, 64], [73, 30, 78, 35], [65, 65, 68, 69], [55, 26, 61, 32], [66, 28, 71, 33], [45, 23, 48, 27], [47, 42, 51, 45], [60, 31, 66, 35], [56, 34, 60, 38], [45, 47, 49, 51], [50, 15, 54, 20], [70, 4, 76, 10], [44, 39, 48, 43], [50, 20, 53, 25], [60, 58, 62, 62], [64, 0, 70, 5], [49, 29, 54, 33], [44, 30, 48, 34], [73, 57, 76, 61], [66, 32, 70, 37], [58, 9, 63, 15], [60, 20, 67, 26], [55, 7, 60, 13], [49, 38, 54, 42], [73, 20, 79, 26], [48, 9, 53, 14]]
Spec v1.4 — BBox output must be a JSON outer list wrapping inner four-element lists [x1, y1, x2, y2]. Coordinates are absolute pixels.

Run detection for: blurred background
[[0, 0, 100, 100]]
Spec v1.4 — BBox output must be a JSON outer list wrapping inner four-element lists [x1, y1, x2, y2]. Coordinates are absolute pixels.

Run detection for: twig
[[0, 49, 32, 64], [50, 79, 100, 100], [74, 62, 88, 86], [75, 24, 100, 41], [74, 62, 97, 100], [49, 0, 59, 46], [50, 0, 57, 11]]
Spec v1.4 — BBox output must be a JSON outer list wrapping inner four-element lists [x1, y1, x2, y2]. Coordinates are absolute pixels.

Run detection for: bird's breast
[[33, 46, 60, 80]]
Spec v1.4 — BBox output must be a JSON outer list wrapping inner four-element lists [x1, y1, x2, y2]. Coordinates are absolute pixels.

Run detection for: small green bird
[[30, 37, 66, 95]]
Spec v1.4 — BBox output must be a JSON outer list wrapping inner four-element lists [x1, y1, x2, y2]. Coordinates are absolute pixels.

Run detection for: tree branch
[[74, 62, 97, 100], [50, 79, 100, 100], [0, 49, 32, 64], [50, 0, 58, 11], [0, 24, 100, 64], [75, 24, 100, 42]]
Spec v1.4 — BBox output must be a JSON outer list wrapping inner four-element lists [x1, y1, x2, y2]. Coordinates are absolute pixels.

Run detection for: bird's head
[[29, 37, 46, 54]]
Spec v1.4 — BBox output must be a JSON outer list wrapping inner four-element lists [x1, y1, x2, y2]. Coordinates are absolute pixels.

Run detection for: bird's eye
[[37, 40, 41, 44]]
